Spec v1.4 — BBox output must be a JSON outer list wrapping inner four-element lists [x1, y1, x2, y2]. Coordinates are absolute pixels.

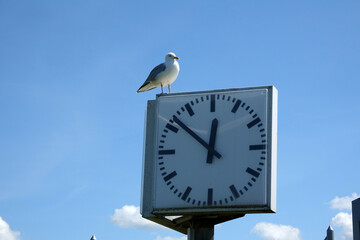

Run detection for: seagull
[[137, 52, 180, 94]]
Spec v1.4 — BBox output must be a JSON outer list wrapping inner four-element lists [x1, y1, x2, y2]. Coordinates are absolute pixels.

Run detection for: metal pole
[[187, 219, 214, 240]]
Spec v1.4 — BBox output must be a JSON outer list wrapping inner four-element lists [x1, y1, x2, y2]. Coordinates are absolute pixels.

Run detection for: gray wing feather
[[137, 63, 166, 92], [145, 63, 166, 83]]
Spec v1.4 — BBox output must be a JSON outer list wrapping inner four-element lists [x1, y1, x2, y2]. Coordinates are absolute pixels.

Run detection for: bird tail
[[137, 82, 156, 93]]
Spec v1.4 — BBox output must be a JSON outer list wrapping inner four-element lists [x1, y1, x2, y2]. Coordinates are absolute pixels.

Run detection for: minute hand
[[173, 115, 222, 159]]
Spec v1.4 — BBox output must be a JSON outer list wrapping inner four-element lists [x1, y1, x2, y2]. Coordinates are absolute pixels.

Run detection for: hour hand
[[173, 115, 222, 159], [206, 118, 218, 164]]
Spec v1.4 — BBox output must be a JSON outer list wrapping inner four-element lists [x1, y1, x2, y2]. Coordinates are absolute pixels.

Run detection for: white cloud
[[0, 217, 20, 240], [154, 235, 187, 240], [110, 205, 164, 229], [251, 222, 301, 240], [329, 193, 359, 210], [332, 212, 353, 240]]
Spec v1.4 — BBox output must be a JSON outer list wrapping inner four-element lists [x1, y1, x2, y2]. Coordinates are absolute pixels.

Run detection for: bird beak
[[174, 56, 179, 60]]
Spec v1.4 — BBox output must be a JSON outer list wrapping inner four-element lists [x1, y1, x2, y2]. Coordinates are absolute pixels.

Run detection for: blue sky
[[0, 1, 359, 239]]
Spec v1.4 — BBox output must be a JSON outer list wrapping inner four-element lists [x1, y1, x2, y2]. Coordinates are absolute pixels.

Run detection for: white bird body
[[154, 60, 179, 87], [137, 52, 180, 94]]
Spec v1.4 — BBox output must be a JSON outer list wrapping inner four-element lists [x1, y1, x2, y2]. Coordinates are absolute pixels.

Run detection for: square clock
[[141, 86, 277, 216]]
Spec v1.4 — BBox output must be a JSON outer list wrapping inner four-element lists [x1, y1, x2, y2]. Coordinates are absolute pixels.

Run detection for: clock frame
[[141, 86, 277, 216]]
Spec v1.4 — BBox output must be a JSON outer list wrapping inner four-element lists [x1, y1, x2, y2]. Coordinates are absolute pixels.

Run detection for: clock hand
[[206, 118, 218, 164], [173, 115, 222, 159]]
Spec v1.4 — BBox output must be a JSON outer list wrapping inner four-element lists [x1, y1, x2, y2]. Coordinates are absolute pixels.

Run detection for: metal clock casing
[[141, 86, 277, 216]]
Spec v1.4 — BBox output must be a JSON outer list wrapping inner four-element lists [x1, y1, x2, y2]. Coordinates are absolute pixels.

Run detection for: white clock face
[[153, 89, 270, 210]]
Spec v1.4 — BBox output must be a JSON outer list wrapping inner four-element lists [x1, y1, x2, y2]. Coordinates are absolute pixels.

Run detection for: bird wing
[[137, 63, 166, 91]]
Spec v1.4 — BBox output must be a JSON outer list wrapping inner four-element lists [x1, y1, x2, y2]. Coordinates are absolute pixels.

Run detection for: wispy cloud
[[332, 212, 353, 240], [328, 193, 358, 240], [110, 205, 164, 229], [110, 205, 187, 240], [251, 222, 301, 240], [329, 192, 359, 210], [154, 235, 187, 240], [0, 217, 20, 240]]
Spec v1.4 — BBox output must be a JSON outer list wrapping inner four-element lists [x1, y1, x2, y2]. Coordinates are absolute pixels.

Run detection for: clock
[[141, 86, 277, 216]]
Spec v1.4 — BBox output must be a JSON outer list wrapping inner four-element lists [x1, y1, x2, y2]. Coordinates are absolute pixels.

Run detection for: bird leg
[[161, 83, 164, 94], [168, 84, 171, 93]]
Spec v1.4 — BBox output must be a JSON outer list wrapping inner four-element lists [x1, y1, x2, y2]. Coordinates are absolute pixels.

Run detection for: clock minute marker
[[210, 94, 215, 112], [158, 149, 175, 155], [249, 144, 266, 150], [246, 167, 260, 178], [231, 99, 241, 113], [165, 123, 179, 133], [184, 103, 195, 117], [164, 171, 177, 182], [181, 186, 192, 201], [247, 117, 261, 129], [229, 184, 240, 199], [207, 188, 213, 205]]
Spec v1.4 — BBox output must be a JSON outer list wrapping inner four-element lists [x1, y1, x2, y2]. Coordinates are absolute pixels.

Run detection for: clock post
[[186, 214, 246, 240], [187, 219, 215, 240], [188, 224, 214, 240], [141, 86, 278, 239]]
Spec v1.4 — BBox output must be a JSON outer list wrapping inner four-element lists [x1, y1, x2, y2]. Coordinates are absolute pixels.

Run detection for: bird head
[[165, 52, 179, 62]]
